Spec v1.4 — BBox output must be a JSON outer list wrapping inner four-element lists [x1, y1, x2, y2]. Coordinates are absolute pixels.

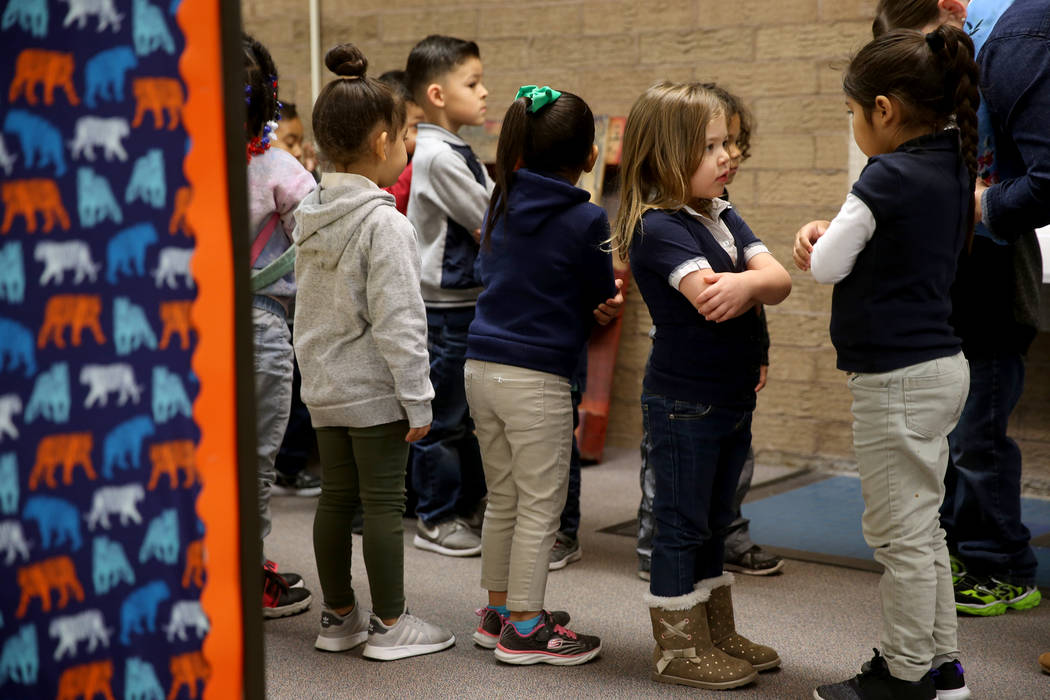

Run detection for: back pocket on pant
[[903, 374, 965, 439], [491, 375, 545, 430]]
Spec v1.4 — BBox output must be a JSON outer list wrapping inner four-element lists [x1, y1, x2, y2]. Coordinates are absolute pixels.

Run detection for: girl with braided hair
[[242, 33, 318, 618], [793, 23, 980, 700]]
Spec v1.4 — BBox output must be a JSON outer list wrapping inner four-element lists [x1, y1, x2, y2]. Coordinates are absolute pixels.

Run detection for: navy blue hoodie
[[467, 169, 617, 379]]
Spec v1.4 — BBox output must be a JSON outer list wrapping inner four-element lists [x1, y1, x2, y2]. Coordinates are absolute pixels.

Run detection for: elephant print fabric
[[0, 3, 207, 697]]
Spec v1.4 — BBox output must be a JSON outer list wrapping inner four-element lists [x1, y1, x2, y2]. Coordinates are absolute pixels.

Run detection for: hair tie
[[925, 31, 946, 53], [515, 85, 561, 113]]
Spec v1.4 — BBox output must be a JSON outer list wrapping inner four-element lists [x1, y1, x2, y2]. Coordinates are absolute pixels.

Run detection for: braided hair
[[243, 33, 281, 154], [843, 24, 980, 241]]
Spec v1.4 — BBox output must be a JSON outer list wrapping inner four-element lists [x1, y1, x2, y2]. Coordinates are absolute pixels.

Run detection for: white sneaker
[[413, 518, 482, 557], [314, 603, 369, 652], [361, 611, 455, 661]]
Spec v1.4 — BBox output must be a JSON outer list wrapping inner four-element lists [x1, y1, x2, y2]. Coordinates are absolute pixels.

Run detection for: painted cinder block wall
[[242, 0, 1050, 489]]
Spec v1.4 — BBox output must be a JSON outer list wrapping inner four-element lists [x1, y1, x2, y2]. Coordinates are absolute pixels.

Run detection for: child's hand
[[793, 220, 830, 271], [594, 278, 625, 325], [405, 424, 431, 442], [694, 272, 754, 322], [473, 228, 482, 243], [975, 180, 988, 223], [755, 365, 768, 393]]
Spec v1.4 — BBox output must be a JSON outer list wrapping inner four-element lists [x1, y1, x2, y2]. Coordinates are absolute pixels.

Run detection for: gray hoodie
[[292, 173, 433, 429]]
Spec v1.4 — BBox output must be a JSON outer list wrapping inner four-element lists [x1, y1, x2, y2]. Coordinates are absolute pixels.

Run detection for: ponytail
[[485, 97, 530, 239]]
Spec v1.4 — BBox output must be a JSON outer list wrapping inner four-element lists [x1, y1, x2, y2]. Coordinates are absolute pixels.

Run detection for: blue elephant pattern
[[2, 110, 66, 176], [2, 3, 203, 697], [24, 362, 70, 424]]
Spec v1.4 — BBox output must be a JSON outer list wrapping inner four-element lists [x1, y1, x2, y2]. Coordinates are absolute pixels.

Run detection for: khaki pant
[[465, 359, 572, 611], [848, 352, 969, 681]]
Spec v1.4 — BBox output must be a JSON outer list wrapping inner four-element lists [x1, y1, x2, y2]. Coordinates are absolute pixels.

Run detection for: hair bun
[[325, 44, 367, 78]]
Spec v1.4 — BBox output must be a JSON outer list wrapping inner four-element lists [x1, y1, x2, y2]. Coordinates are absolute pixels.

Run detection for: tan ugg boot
[[700, 573, 781, 671], [645, 588, 757, 690]]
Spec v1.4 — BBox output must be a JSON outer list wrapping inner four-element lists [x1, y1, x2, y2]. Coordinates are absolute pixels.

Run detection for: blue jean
[[644, 393, 752, 597], [940, 353, 1037, 583], [558, 390, 582, 538], [410, 308, 486, 525]]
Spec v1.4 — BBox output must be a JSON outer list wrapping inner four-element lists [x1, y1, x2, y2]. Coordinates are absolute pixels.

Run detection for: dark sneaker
[[954, 575, 1007, 616], [413, 518, 482, 557], [638, 556, 651, 581], [315, 604, 369, 652], [930, 659, 969, 700], [264, 559, 305, 589], [271, 470, 321, 497], [724, 545, 784, 576], [815, 650, 935, 699], [988, 576, 1042, 611], [461, 497, 487, 536], [472, 607, 572, 649], [262, 567, 312, 619], [949, 555, 965, 585], [361, 610, 455, 661], [494, 610, 601, 666], [548, 532, 582, 571]]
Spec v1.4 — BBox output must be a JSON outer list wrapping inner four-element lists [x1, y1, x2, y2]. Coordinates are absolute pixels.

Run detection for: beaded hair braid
[[244, 34, 283, 162]]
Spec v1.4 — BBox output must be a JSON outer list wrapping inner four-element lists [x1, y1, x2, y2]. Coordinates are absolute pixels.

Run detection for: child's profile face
[[438, 57, 488, 129], [846, 98, 878, 158], [405, 101, 426, 156], [726, 112, 743, 185], [273, 116, 304, 163], [377, 124, 409, 188], [690, 116, 731, 200]]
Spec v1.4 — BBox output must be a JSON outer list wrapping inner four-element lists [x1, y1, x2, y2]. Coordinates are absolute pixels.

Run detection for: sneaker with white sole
[[494, 610, 601, 666], [549, 532, 582, 571], [472, 606, 572, 649], [271, 471, 322, 497], [262, 567, 312, 619], [361, 611, 455, 661], [315, 603, 370, 652], [930, 659, 970, 700], [413, 518, 482, 557]]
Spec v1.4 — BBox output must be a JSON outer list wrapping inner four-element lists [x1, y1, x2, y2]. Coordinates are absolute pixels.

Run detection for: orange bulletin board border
[[180, 1, 262, 698]]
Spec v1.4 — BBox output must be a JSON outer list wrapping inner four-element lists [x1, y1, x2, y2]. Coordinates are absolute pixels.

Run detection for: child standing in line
[[378, 70, 426, 216], [404, 35, 493, 558], [793, 25, 978, 700], [243, 33, 317, 619], [466, 86, 617, 666], [292, 44, 454, 661], [613, 81, 790, 691]]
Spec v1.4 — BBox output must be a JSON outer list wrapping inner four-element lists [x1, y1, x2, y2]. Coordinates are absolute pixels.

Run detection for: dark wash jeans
[[410, 307, 486, 525], [644, 393, 752, 598], [941, 353, 1037, 583]]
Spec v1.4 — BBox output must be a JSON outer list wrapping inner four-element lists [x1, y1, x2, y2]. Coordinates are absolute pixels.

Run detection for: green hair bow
[[515, 85, 562, 113]]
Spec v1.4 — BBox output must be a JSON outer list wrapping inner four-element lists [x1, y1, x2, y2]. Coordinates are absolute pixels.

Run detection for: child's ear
[[425, 82, 445, 109], [583, 144, 600, 174], [373, 130, 389, 162], [873, 95, 894, 126]]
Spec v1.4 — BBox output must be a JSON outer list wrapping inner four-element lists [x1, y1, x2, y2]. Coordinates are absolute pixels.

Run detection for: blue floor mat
[[747, 475, 1050, 588]]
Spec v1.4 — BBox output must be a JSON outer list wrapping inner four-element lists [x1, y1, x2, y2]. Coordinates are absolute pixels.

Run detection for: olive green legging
[[313, 421, 408, 620]]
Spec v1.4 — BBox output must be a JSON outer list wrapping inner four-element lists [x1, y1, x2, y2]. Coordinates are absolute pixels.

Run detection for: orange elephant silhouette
[[132, 77, 183, 130], [38, 294, 106, 349], [182, 538, 205, 589], [57, 660, 115, 700], [2, 179, 70, 234], [169, 186, 194, 236], [148, 441, 197, 490], [29, 433, 95, 490], [168, 651, 210, 700], [9, 49, 79, 106], [159, 300, 194, 350], [15, 555, 84, 618]]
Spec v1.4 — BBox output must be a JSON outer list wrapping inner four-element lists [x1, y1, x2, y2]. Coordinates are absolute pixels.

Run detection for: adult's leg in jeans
[[941, 354, 1036, 582], [852, 355, 967, 681], [558, 390, 583, 538], [411, 309, 480, 525], [351, 421, 410, 620], [254, 307, 293, 561], [313, 427, 363, 611], [723, 447, 756, 558]]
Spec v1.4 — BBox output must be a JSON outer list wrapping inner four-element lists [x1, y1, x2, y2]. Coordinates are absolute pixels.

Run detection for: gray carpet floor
[[263, 449, 1050, 698]]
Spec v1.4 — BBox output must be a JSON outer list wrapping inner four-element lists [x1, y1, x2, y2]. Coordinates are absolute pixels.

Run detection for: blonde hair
[[611, 81, 724, 262]]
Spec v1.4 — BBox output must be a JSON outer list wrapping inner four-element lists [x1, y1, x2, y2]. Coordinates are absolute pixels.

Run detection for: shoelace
[[659, 618, 691, 641], [262, 568, 289, 598], [553, 624, 577, 640]]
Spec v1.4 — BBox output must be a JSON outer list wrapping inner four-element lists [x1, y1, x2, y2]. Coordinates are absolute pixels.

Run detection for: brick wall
[[242, 0, 1050, 489]]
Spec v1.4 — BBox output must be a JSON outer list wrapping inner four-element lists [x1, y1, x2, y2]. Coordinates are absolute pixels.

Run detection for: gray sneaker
[[314, 603, 369, 652], [361, 611, 456, 661], [413, 518, 482, 557], [548, 532, 582, 571]]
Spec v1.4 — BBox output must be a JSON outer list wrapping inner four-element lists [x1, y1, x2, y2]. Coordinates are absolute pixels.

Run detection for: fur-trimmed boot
[[645, 588, 757, 690], [700, 573, 781, 671]]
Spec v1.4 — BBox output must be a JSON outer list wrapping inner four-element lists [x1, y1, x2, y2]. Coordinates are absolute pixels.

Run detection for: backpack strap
[[250, 245, 295, 292], [250, 212, 280, 267]]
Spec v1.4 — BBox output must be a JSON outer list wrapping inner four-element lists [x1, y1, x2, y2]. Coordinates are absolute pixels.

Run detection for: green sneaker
[[989, 576, 1042, 611], [955, 575, 1007, 616], [949, 554, 966, 585]]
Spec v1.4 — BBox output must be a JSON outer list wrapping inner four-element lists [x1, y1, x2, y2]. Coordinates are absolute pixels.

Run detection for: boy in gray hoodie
[[293, 44, 454, 662]]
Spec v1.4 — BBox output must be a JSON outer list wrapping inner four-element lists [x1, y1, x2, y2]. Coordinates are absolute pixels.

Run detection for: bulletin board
[[0, 1, 256, 698]]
